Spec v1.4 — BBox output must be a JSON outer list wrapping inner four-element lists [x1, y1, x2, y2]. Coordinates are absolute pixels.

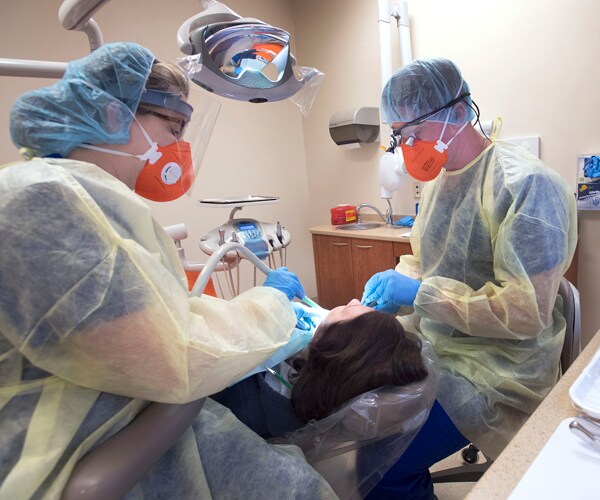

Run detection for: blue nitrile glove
[[361, 269, 421, 313], [394, 216, 414, 227], [264, 267, 306, 300], [584, 156, 600, 179], [292, 302, 317, 331]]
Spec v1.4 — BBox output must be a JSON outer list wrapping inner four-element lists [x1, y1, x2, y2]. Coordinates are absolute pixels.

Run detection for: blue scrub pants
[[211, 374, 305, 438], [365, 400, 469, 500]]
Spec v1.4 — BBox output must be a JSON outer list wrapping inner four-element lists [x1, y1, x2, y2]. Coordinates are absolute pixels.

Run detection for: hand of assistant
[[264, 267, 306, 300], [360, 269, 421, 313], [292, 302, 317, 331]]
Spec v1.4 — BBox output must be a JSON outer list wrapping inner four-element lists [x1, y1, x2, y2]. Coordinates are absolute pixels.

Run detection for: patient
[[213, 299, 428, 435], [290, 299, 428, 422]]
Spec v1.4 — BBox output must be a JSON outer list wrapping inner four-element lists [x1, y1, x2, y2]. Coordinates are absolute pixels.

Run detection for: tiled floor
[[430, 451, 478, 500]]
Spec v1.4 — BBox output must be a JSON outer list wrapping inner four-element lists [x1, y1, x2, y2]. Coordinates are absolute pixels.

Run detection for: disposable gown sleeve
[[0, 172, 295, 403], [410, 174, 576, 340], [396, 247, 421, 280]]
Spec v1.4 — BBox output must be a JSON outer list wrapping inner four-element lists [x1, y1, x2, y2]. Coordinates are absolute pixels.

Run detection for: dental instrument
[[264, 365, 293, 390], [569, 419, 600, 452], [301, 296, 325, 311]]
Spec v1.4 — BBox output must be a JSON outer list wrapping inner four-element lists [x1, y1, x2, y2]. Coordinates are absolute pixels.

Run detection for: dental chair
[[431, 276, 582, 484], [63, 347, 437, 500], [61, 334, 437, 500], [61, 398, 206, 500]]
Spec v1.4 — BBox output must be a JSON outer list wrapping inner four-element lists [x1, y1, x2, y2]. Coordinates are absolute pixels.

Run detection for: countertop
[[309, 223, 412, 242], [466, 330, 600, 499]]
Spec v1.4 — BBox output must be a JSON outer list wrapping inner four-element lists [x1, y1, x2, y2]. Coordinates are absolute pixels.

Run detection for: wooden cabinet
[[312, 234, 411, 309], [312, 235, 355, 308]]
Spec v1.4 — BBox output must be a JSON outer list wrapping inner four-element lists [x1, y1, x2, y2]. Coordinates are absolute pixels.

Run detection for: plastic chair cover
[[271, 341, 438, 499]]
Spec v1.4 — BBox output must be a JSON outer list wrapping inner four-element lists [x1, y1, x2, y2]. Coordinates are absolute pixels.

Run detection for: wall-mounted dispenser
[[329, 107, 380, 148]]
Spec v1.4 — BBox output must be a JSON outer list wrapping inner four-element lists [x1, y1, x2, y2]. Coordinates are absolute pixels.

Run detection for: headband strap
[[139, 89, 193, 119]]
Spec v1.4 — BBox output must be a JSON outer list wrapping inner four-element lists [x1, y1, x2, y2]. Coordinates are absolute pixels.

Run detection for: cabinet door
[[312, 234, 355, 309], [351, 238, 396, 299], [393, 241, 412, 263]]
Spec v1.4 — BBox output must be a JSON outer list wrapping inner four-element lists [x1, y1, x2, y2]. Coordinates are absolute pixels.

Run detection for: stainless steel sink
[[336, 222, 384, 231]]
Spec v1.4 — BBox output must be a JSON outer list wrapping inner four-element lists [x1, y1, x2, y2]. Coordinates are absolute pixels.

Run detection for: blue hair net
[[381, 58, 475, 126], [10, 42, 155, 158]]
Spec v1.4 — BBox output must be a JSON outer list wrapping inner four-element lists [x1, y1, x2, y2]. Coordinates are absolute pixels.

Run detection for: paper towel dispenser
[[329, 107, 380, 147]]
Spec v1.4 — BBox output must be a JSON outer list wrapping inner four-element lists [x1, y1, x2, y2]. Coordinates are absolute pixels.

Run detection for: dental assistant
[[0, 42, 334, 499], [361, 58, 577, 499]]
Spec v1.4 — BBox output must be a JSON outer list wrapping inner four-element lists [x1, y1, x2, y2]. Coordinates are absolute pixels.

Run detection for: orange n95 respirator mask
[[392, 88, 471, 182], [82, 128, 195, 202], [133, 140, 194, 202], [399, 115, 469, 182], [400, 136, 448, 182]]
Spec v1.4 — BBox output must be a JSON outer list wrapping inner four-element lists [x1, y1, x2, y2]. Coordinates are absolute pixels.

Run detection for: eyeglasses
[[391, 93, 471, 142], [137, 106, 189, 139]]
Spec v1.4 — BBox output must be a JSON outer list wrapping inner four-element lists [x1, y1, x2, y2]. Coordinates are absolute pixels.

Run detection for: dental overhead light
[[177, 2, 321, 105]]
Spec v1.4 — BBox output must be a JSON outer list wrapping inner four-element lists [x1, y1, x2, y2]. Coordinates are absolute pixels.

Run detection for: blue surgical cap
[[381, 58, 475, 126], [10, 42, 155, 158]]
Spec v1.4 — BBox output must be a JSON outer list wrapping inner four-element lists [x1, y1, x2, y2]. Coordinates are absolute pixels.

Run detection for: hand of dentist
[[361, 269, 421, 313], [264, 267, 305, 300], [292, 302, 317, 331]]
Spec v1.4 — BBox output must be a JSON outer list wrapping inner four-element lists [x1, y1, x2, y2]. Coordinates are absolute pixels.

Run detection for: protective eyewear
[[391, 92, 471, 143], [137, 106, 189, 139]]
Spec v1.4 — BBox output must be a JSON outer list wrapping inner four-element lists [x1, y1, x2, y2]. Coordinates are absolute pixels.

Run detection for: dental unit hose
[[190, 242, 324, 310]]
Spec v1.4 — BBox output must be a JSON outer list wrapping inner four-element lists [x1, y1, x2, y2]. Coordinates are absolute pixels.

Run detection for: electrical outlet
[[413, 182, 421, 198]]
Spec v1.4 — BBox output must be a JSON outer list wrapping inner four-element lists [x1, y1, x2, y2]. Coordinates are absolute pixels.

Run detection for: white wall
[[292, 0, 600, 346], [0, 0, 317, 298], [291, 0, 412, 227]]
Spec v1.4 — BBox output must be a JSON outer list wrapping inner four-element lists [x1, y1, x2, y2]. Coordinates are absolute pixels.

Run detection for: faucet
[[357, 199, 394, 226]]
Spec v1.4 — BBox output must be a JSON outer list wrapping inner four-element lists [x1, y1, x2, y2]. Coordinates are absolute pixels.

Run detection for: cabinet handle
[[355, 245, 373, 249], [332, 242, 348, 246]]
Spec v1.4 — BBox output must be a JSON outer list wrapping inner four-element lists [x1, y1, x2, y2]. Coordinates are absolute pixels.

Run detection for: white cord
[[223, 262, 235, 298], [235, 253, 240, 296], [227, 266, 236, 297], [214, 271, 225, 298]]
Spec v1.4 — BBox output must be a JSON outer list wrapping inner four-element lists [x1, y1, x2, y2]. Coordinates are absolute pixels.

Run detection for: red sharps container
[[330, 205, 358, 225]]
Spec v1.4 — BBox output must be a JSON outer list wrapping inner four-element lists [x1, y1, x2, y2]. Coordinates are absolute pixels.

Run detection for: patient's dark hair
[[290, 310, 428, 422]]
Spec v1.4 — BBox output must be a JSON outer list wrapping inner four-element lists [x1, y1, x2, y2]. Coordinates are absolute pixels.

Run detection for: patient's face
[[321, 299, 372, 325]]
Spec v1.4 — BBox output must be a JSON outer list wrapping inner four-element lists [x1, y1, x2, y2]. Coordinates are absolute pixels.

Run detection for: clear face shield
[[134, 87, 221, 202], [182, 88, 221, 199], [80, 85, 220, 202], [138, 87, 221, 201]]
